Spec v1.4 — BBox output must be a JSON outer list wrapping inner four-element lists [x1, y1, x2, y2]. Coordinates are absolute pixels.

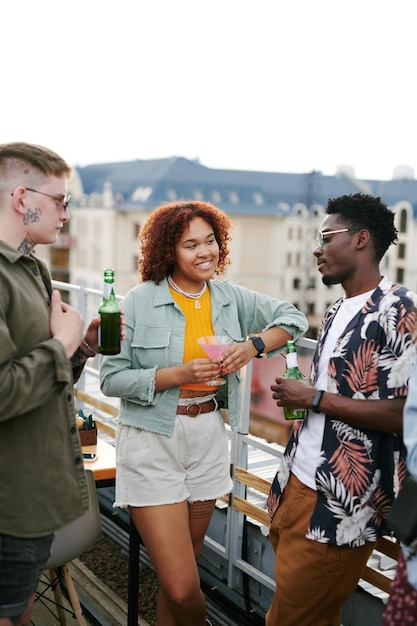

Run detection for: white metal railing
[[225, 336, 316, 591], [53, 279, 316, 593], [54, 280, 321, 600], [55, 280, 397, 612]]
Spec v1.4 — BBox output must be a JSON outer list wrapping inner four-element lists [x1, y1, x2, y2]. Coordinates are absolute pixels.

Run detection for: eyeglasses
[[316, 228, 351, 249], [23, 187, 71, 211]]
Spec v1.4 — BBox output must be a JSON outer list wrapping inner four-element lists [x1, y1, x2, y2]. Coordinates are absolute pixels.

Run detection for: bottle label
[[283, 352, 306, 420], [103, 282, 114, 300], [286, 353, 298, 368]]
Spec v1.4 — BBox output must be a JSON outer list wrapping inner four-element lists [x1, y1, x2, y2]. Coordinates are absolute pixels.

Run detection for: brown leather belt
[[176, 399, 224, 417]]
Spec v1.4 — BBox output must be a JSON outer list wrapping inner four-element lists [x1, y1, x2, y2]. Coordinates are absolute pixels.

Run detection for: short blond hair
[[0, 142, 72, 193]]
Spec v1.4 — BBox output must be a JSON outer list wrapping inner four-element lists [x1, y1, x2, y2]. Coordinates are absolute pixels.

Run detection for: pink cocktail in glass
[[197, 335, 234, 386]]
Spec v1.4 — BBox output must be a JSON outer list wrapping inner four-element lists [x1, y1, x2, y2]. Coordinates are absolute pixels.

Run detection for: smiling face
[[171, 217, 219, 291]]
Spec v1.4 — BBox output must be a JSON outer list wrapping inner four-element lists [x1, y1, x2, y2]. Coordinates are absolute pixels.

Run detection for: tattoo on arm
[[71, 346, 89, 368]]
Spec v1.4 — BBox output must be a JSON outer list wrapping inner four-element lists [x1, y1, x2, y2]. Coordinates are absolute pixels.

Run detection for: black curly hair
[[138, 200, 235, 284], [326, 192, 398, 261]]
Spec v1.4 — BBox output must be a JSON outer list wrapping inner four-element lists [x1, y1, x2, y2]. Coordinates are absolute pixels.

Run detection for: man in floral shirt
[[266, 193, 417, 626]]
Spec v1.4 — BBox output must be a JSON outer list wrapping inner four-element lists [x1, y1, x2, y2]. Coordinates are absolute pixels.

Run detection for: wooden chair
[[35, 470, 101, 626]]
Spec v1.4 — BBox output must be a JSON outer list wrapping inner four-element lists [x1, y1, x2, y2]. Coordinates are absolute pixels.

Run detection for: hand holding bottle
[[271, 340, 315, 420], [281, 340, 307, 420], [83, 310, 126, 356], [271, 375, 315, 419]]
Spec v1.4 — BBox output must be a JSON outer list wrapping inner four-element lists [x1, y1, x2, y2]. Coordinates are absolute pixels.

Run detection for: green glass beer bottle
[[283, 340, 307, 420], [98, 269, 121, 355]]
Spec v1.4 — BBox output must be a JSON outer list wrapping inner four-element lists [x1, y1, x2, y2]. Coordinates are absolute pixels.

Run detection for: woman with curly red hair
[[100, 200, 307, 626]]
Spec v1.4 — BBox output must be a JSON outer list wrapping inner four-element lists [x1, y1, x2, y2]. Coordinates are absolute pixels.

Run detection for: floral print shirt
[[267, 277, 417, 547]]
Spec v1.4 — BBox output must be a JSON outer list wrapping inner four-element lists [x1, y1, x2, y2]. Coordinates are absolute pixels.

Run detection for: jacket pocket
[[131, 325, 171, 368]]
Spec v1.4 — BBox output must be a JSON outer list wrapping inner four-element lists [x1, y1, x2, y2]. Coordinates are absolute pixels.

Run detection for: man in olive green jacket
[[0, 142, 100, 626]]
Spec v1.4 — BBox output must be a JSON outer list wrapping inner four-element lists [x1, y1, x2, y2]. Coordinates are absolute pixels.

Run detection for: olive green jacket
[[0, 241, 89, 537]]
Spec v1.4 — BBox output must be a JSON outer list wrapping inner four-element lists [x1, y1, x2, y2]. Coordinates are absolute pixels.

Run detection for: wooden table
[[82, 438, 116, 485]]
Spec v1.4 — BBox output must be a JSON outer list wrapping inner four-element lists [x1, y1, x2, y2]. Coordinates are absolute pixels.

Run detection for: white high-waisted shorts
[[114, 398, 233, 508]]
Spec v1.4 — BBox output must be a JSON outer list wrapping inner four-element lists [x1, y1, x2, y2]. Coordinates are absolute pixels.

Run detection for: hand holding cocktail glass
[[197, 335, 234, 386]]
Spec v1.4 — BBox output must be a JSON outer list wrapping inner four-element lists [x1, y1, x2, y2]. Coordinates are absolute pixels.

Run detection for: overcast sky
[[2, 0, 416, 181]]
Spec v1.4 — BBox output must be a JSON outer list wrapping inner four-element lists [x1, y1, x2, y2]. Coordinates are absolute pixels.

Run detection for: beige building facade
[[38, 185, 417, 339]]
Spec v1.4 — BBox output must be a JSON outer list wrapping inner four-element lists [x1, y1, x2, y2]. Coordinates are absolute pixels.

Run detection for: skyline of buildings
[[38, 156, 417, 340]]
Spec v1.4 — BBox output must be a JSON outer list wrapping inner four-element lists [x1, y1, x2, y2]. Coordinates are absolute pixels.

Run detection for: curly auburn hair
[[138, 200, 235, 284]]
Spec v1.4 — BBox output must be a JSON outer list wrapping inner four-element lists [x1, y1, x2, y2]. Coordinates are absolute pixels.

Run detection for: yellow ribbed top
[[169, 286, 216, 391]]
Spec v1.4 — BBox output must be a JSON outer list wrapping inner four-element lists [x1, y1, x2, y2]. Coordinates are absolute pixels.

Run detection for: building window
[[193, 189, 204, 200], [132, 186, 152, 202], [311, 205, 324, 217], [307, 302, 315, 315], [396, 267, 404, 284], [211, 191, 222, 204], [253, 192, 263, 206], [94, 219, 101, 238], [278, 202, 290, 213], [398, 243, 406, 259], [399, 209, 407, 233], [228, 191, 239, 205], [309, 327, 318, 340], [293, 278, 300, 289], [133, 223, 141, 238], [93, 249, 101, 270]]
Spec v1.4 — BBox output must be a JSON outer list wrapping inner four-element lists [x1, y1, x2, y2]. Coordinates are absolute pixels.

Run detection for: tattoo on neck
[[18, 237, 35, 255], [23, 207, 41, 226]]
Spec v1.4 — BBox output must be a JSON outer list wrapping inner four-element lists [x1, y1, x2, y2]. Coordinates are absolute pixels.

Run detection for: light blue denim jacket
[[100, 278, 308, 434], [402, 358, 417, 589]]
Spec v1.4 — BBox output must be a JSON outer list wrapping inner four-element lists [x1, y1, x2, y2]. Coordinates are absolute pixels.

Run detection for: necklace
[[168, 275, 207, 309]]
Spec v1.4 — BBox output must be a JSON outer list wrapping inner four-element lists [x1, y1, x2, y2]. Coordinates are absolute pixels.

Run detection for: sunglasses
[[316, 228, 353, 249]]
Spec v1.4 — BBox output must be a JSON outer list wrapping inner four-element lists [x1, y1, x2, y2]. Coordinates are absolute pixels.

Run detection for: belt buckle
[[186, 403, 202, 417]]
